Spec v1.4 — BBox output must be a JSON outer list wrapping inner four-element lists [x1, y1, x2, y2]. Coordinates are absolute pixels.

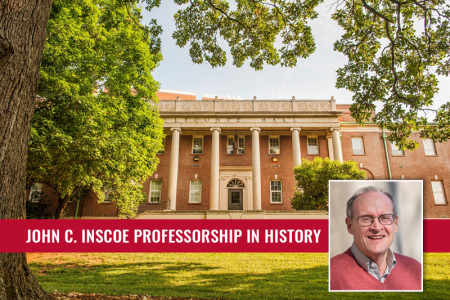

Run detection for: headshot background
[[329, 180, 423, 263]]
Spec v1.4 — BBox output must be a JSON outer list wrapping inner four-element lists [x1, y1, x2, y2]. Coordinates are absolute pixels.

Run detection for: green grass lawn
[[28, 253, 450, 299]]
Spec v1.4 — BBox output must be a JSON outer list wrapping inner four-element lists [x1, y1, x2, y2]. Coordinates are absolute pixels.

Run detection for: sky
[[142, 1, 449, 109]]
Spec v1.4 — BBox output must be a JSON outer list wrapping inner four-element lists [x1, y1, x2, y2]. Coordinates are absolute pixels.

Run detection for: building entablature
[[158, 99, 338, 114]]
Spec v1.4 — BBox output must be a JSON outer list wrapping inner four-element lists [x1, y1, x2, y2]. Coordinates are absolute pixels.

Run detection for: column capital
[[250, 127, 261, 132], [170, 127, 182, 133], [210, 127, 221, 133], [290, 128, 301, 132], [330, 127, 340, 132]]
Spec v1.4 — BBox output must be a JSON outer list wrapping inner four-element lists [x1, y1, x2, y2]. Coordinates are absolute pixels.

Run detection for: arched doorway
[[227, 179, 245, 210]]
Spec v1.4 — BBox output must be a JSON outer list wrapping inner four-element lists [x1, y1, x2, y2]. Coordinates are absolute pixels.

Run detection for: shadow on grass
[[29, 259, 449, 300]]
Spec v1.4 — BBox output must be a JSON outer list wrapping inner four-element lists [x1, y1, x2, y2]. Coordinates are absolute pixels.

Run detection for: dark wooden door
[[228, 189, 243, 210]]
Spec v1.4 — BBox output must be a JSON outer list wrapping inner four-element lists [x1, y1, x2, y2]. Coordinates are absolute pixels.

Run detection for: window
[[423, 139, 437, 156], [157, 138, 165, 154], [192, 136, 204, 154], [307, 137, 319, 155], [270, 180, 282, 203], [149, 181, 162, 202], [189, 180, 202, 203], [351, 137, 365, 154], [237, 136, 245, 154], [391, 142, 404, 156], [227, 136, 234, 154], [431, 181, 446, 204], [103, 187, 113, 203], [269, 136, 280, 154], [29, 183, 42, 203]]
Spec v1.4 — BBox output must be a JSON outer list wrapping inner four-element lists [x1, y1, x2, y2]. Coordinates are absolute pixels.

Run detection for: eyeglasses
[[352, 214, 397, 227]]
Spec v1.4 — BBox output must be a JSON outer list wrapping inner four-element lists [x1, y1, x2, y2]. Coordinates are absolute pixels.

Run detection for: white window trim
[[29, 183, 42, 203], [270, 180, 282, 203], [307, 136, 319, 155], [391, 142, 404, 156], [351, 136, 365, 155], [189, 180, 202, 203], [157, 137, 165, 154], [149, 180, 162, 203], [227, 136, 234, 154], [192, 135, 204, 154], [431, 181, 446, 205], [423, 139, 437, 156], [237, 135, 245, 154], [268, 136, 280, 155]]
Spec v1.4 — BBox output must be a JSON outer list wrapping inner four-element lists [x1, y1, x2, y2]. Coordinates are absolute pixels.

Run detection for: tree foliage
[[291, 157, 366, 211], [27, 0, 164, 218], [172, 0, 450, 149]]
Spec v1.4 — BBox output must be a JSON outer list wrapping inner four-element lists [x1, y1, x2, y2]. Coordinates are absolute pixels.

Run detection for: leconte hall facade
[[28, 90, 450, 219]]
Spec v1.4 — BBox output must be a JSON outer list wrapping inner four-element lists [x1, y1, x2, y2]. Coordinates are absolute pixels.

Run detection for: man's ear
[[394, 215, 398, 232], [346, 217, 353, 234]]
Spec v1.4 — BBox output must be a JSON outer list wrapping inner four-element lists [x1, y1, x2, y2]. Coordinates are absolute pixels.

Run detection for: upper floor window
[[29, 183, 42, 203], [157, 137, 165, 154], [391, 142, 404, 156], [192, 136, 204, 154], [227, 136, 234, 154], [307, 137, 319, 155], [149, 180, 162, 202], [270, 180, 282, 203], [237, 136, 245, 154], [269, 136, 280, 154], [351, 137, 365, 155], [189, 180, 202, 203], [423, 139, 437, 156], [431, 181, 446, 204], [103, 187, 113, 203]]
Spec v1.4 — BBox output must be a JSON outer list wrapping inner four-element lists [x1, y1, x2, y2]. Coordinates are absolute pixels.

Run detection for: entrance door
[[228, 189, 243, 210]]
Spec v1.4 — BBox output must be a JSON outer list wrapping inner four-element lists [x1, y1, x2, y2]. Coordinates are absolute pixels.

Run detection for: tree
[[172, 0, 450, 150], [27, 0, 164, 219], [0, 0, 162, 298], [291, 157, 366, 211]]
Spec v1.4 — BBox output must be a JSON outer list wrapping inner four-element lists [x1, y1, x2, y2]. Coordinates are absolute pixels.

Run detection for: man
[[330, 186, 422, 291]]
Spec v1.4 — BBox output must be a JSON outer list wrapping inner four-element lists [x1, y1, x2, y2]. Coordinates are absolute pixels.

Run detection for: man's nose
[[370, 217, 383, 230]]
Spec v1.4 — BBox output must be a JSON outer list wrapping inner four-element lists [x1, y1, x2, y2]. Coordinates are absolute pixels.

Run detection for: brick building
[[28, 90, 450, 219]]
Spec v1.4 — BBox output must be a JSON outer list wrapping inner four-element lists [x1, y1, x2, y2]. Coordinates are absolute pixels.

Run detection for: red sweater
[[330, 248, 422, 291]]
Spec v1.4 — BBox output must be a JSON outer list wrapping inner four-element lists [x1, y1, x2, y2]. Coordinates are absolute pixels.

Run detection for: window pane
[[238, 137, 245, 154], [227, 137, 234, 154], [150, 191, 161, 202], [431, 181, 446, 204], [271, 181, 281, 191], [193, 137, 203, 154], [424, 139, 436, 155], [271, 192, 281, 203], [391, 143, 404, 156], [190, 181, 202, 203], [352, 137, 364, 154], [151, 181, 162, 190], [307, 138, 319, 154], [269, 137, 280, 154]]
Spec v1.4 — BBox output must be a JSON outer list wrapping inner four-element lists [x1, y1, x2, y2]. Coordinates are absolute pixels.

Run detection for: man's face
[[346, 191, 398, 261]]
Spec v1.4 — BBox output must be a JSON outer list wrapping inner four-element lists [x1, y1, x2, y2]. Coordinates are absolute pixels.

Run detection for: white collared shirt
[[351, 242, 397, 283]]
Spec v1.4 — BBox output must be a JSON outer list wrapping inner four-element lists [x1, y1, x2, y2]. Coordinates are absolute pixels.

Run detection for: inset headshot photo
[[329, 180, 423, 292]]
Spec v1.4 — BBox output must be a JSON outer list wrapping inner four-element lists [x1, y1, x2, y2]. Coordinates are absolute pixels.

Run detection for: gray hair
[[346, 186, 397, 219]]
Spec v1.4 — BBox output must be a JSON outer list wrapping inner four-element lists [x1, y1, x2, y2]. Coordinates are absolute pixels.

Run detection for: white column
[[168, 127, 181, 210], [250, 128, 262, 210], [331, 128, 343, 162], [327, 134, 334, 161], [290, 128, 302, 167], [210, 127, 221, 210]]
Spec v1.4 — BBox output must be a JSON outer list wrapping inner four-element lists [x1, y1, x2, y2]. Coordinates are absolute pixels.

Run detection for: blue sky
[[142, 1, 449, 109]]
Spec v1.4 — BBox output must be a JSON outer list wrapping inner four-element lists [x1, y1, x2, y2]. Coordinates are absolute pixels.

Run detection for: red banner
[[0, 219, 447, 252]]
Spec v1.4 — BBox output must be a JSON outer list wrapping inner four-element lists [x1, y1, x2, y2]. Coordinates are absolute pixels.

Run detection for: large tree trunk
[[0, 0, 54, 299]]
